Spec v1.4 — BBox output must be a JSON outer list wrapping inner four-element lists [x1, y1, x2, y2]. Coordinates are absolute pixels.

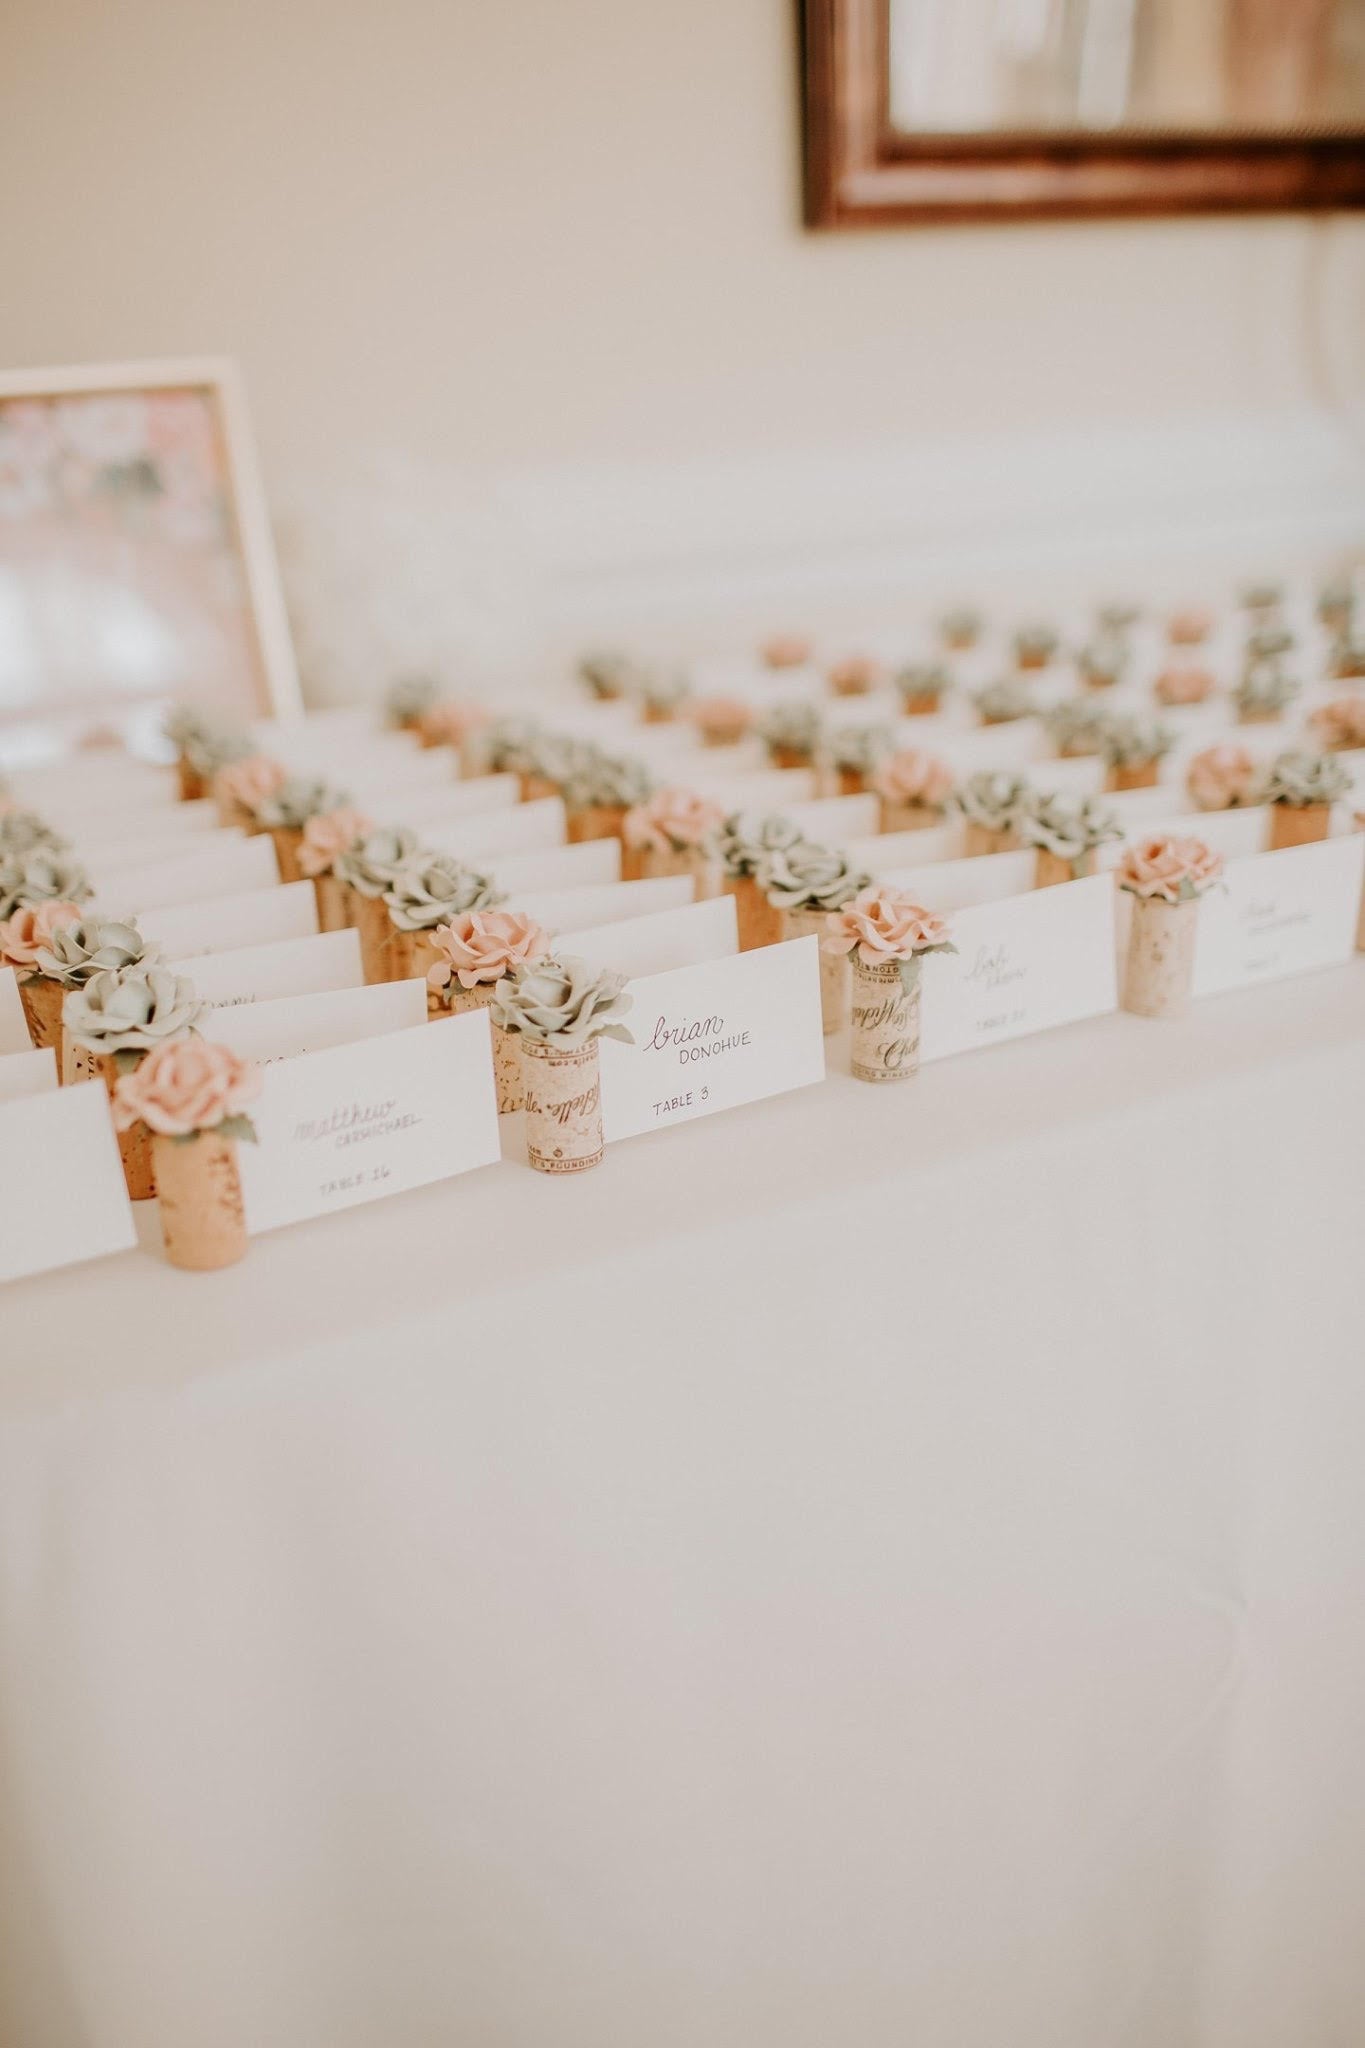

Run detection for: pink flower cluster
[[1116, 834, 1223, 902], [822, 887, 952, 966]]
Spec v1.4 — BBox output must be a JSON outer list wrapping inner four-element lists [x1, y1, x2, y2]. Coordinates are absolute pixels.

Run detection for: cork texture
[[1268, 802, 1331, 850], [850, 958, 921, 1082], [783, 904, 847, 1035], [153, 1130, 249, 1271], [1123, 895, 1198, 1019], [521, 1038, 604, 1174]]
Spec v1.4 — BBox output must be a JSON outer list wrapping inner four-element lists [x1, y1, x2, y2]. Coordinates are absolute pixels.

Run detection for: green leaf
[[218, 1115, 258, 1145], [896, 956, 922, 999], [112, 1048, 144, 1076]]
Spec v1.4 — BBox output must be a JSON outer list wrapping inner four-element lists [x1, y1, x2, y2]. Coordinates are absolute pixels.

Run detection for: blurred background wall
[[4, 0, 1364, 686]]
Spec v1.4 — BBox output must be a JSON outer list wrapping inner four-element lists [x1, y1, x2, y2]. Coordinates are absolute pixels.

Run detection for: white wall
[[3, 0, 1364, 687]]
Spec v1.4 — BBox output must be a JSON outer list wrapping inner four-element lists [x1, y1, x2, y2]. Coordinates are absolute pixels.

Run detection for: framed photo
[[803, 0, 1365, 226], [0, 357, 300, 765]]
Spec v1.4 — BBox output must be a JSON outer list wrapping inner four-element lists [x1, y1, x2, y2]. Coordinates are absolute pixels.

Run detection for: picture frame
[[0, 356, 301, 764], [802, 0, 1365, 227]]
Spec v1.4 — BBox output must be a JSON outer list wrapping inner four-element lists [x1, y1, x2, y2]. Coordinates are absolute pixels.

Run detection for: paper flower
[[622, 787, 726, 854], [1185, 745, 1261, 812], [1154, 665, 1215, 707], [0, 809, 67, 856], [333, 825, 424, 897], [971, 678, 1036, 724], [938, 607, 982, 647], [161, 703, 218, 751], [757, 700, 820, 759], [951, 771, 1033, 831], [428, 909, 551, 994], [689, 697, 754, 743], [491, 954, 634, 1047], [64, 964, 204, 1062], [1246, 624, 1294, 662], [296, 807, 374, 878], [1078, 636, 1129, 687], [1116, 835, 1223, 902], [1015, 793, 1121, 863], [758, 840, 871, 912], [824, 722, 894, 774], [112, 1037, 259, 1140], [828, 655, 882, 693], [0, 846, 90, 920], [1013, 623, 1060, 665], [384, 674, 441, 728], [1097, 603, 1140, 634], [639, 670, 692, 715], [184, 726, 254, 778], [717, 810, 803, 879], [1240, 580, 1284, 612], [214, 754, 287, 813], [1307, 696, 1365, 753], [558, 746, 654, 811], [384, 854, 504, 931], [1261, 749, 1351, 808], [760, 634, 812, 670], [1168, 606, 1214, 644], [578, 651, 646, 700], [823, 887, 955, 993], [1043, 700, 1107, 756], [1234, 659, 1300, 717], [416, 699, 490, 748], [481, 717, 550, 775], [1097, 714, 1176, 769], [0, 899, 85, 970], [251, 776, 352, 830], [872, 748, 954, 809], [895, 662, 952, 705]]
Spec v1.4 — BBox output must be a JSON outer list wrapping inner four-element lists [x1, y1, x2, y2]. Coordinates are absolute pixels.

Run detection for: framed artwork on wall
[[803, 0, 1365, 226], [0, 357, 300, 767]]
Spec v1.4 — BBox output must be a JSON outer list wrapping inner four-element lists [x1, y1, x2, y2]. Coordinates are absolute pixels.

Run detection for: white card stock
[[80, 825, 245, 871], [504, 876, 694, 932], [96, 834, 280, 910], [0, 1083, 136, 1283], [426, 796, 566, 860], [689, 768, 818, 809], [920, 873, 1118, 1063], [209, 979, 427, 1064], [174, 928, 363, 1009], [558, 896, 738, 979], [139, 880, 320, 958], [847, 824, 962, 871], [1191, 835, 1365, 997], [0, 1047, 57, 1101], [1114, 806, 1271, 863], [398, 776, 521, 826], [9, 759, 176, 812], [0, 969, 31, 1054], [492, 840, 621, 891], [598, 937, 825, 1141], [237, 1012, 499, 1232], [61, 799, 224, 843], [782, 794, 881, 841], [883, 848, 1039, 911]]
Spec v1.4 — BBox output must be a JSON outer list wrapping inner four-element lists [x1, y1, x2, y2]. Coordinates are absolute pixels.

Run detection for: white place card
[[209, 979, 427, 1064], [1110, 806, 1271, 863], [0, 968, 31, 1054], [140, 880, 320, 958], [174, 928, 363, 1009], [0, 1083, 136, 1284], [95, 834, 280, 911], [9, 758, 176, 812], [398, 776, 521, 826], [848, 823, 962, 870], [1030, 756, 1106, 797], [883, 848, 1038, 911], [0, 1047, 57, 1101], [77, 825, 246, 870], [237, 1012, 499, 1232], [1191, 835, 1365, 997], [345, 753, 468, 801], [599, 937, 825, 1141], [920, 873, 1118, 1064], [559, 896, 738, 980], [426, 796, 566, 860], [689, 768, 818, 809], [60, 799, 224, 843], [505, 875, 693, 931], [783, 794, 881, 840], [493, 840, 621, 891]]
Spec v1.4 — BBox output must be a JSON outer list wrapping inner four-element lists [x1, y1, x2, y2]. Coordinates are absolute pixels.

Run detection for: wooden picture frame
[[0, 356, 301, 762], [802, 0, 1365, 227]]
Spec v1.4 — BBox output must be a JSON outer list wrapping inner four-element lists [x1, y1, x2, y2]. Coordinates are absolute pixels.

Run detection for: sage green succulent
[[757, 701, 820, 758], [333, 826, 424, 899], [1234, 659, 1300, 717], [0, 809, 68, 857], [184, 726, 254, 778], [1246, 624, 1295, 662], [717, 810, 804, 880], [640, 671, 692, 714], [1097, 603, 1140, 634], [1240, 579, 1284, 612], [481, 717, 549, 775], [161, 704, 217, 751], [0, 846, 90, 919], [383, 855, 504, 931], [1096, 714, 1176, 769], [384, 675, 441, 728], [491, 954, 634, 1047], [35, 916, 155, 988], [1043, 699, 1107, 755], [895, 662, 952, 704], [1013, 623, 1060, 664], [951, 771, 1033, 831], [824, 723, 894, 774], [1262, 749, 1351, 807], [971, 678, 1036, 723], [1015, 793, 1122, 868], [757, 840, 870, 912], [64, 964, 204, 1065], [938, 606, 983, 646], [559, 745, 654, 810], [1319, 576, 1357, 629], [1078, 635, 1129, 687], [253, 777, 353, 829], [578, 651, 647, 700]]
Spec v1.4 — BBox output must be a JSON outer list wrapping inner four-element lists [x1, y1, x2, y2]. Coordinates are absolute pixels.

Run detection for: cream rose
[[871, 749, 954, 808], [112, 1037, 260, 1138], [297, 807, 374, 877], [428, 909, 551, 994], [1154, 665, 1215, 707], [214, 754, 287, 811], [1185, 745, 1260, 812], [1308, 696, 1365, 753], [689, 696, 753, 742], [1116, 834, 1223, 902], [622, 788, 726, 854], [822, 888, 954, 966], [0, 899, 84, 969]]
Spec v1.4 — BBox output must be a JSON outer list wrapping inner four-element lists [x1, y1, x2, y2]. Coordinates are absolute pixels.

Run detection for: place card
[[559, 896, 738, 979], [426, 796, 566, 860], [783, 794, 881, 840], [0, 967, 31, 1054], [598, 937, 825, 1141], [140, 880, 320, 958], [505, 875, 694, 931], [95, 834, 280, 911], [0, 1047, 57, 1102], [1191, 835, 1365, 998], [882, 848, 1039, 911], [492, 840, 621, 892], [1109, 806, 1271, 863], [236, 1012, 499, 1232], [60, 798, 225, 843], [172, 928, 363, 1009], [920, 873, 1118, 1064], [689, 768, 818, 809], [209, 980, 427, 1064], [77, 825, 246, 871], [847, 823, 962, 870], [1030, 755, 1106, 797], [0, 1083, 136, 1284], [8, 758, 176, 812], [398, 775, 521, 827]]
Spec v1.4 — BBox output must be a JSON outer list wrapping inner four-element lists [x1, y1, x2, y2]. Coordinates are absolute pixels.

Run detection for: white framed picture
[[0, 356, 301, 767]]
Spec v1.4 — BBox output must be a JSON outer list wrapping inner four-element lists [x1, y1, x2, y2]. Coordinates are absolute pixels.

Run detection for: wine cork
[[521, 1038, 604, 1174], [899, 692, 940, 716], [963, 821, 1017, 858], [18, 974, 63, 1060], [441, 981, 523, 1110], [1107, 762, 1160, 792], [176, 758, 205, 802], [726, 876, 782, 952], [879, 799, 941, 835], [567, 804, 627, 844], [152, 1130, 248, 1271], [638, 844, 722, 900], [1034, 849, 1090, 889], [390, 927, 442, 984], [1123, 895, 1198, 1019], [641, 703, 675, 726], [850, 957, 921, 1083], [1237, 706, 1281, 725], [354, 892, 398, 983], [767, 745, 810, 770], [64, 1033, 100, 1086], [313, 871, 350, 931], [269, 825, 305, 884], [520, 772, 559, 803], [1268, 801, 1331, 850], [96, 1054, 156, 1200], [783, 903, 847, 1035]]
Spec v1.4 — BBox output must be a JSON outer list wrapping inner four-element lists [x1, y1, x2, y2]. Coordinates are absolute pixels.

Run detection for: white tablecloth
[[2, 965, 1363, 2048]]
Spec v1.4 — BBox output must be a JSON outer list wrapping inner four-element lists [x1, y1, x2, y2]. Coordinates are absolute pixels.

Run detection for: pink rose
[[871, 748, 954, 808], [215, 755, 287, 811], [0, 900, 84, 968], [112, 1037, 260, 1137], [622, 787, 726, 853], [1168, 607, 1213, 645], [427, 909, 551, 992], [822, 887, 953, 965], [1308, 697, 1365, 752], [1154, 665, 1215, 707], [1185, 745, 1259, 812], [1116, 834, 1223, 902], [297, 807, 374, 877], [689, 696, 754, 741], [761, 634, 812, 670], [417, 700, 490, 748], [828, 655, 882, 693]]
